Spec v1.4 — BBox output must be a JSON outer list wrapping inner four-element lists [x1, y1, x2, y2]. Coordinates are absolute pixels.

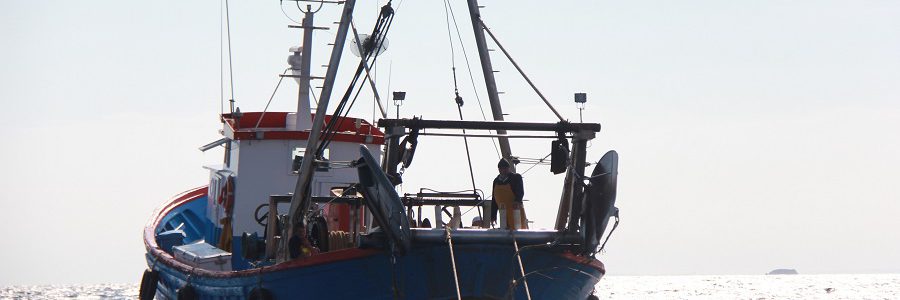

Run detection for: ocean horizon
[[2, 273, 897, 299]]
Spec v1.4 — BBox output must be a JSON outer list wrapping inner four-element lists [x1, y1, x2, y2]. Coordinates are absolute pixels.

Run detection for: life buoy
[[138, 269, 158, 300], [177, 285, 198, 300], [248, 287, 274, 300]]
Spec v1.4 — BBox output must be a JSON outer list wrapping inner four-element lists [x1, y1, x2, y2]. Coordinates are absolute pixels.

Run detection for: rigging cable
[[219, 0, 224, 118], [443, 0, 480, 219], [444, 1, 501, 159], [254, 69, 292, 129], [480, 21, 565, 121], [519, 152, 552, 175], [278, 0, 302, 24], [225, 0, 236, 114], [316, 1, 395, 156]]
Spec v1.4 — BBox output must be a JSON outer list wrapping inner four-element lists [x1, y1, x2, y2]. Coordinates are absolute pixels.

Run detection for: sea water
[[595, 274, 900, 299], [1, 274, 897, 299]]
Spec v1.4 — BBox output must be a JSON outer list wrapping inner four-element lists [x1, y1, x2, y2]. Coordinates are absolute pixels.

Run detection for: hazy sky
[[1, 0, 898, 285]]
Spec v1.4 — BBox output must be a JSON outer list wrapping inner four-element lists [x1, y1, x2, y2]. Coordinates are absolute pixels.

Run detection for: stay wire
[[317, 2, 394, 155], [254, 69, 292, 129], [225, 0, 236, 113], [219, 0, 224, 118], [520, 152, 552, 175], [444, 0, 480, 220], [279, 0, 302, 24], [445, 1, 501, 160]]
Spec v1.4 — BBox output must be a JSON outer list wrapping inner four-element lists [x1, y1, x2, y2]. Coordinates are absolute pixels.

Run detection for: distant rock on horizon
[[767, 268, 799, 275]]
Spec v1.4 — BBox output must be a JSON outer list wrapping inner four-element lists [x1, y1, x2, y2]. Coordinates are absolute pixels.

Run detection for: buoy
[[248, 287, 274, 300], [138, 269, 158, 300], [177, 285, 198, 300]]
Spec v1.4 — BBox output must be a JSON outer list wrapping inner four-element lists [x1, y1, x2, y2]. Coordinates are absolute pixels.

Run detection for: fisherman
[[492, 158, 528, 229], [289, 222, 320, 259]]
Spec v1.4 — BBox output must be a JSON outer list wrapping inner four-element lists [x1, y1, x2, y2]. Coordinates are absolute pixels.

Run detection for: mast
[[293, 6, 315, 130], [465, 0, 513, 163], [288, 0, 357, 229]]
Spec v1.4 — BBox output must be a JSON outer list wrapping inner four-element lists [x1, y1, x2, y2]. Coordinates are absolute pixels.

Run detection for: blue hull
[[144, 188, 604, 299], [148, 244, 601, 299]]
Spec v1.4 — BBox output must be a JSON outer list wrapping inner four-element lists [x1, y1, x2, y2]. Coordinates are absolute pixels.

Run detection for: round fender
[[248, 287, 274, 300], [587, 294, 600, 300], [177, 285, 198, 300], [138, 269, 158, 300]]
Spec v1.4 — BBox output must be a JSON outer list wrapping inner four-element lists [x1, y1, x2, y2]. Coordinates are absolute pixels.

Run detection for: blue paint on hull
[[147, 193, 603, 299], [148, 244, 601, 299]]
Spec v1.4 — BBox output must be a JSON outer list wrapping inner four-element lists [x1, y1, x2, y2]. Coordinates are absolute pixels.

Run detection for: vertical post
[[554, 169, 574, 230], [264, 196, 279, 258], [566, 130, 593, 231], [465, 0, 513, 163], [383, 126, 403, 178], [294, 8, 315, 130], [288, 0, 357, 234]]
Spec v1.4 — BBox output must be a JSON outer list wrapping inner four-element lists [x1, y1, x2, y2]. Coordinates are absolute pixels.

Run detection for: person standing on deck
[[289, 223, 320, 259], [492, 158, 528, 229]]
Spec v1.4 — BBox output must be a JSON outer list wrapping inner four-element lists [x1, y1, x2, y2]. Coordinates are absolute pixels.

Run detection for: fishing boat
[[141, 1, 620, 299]]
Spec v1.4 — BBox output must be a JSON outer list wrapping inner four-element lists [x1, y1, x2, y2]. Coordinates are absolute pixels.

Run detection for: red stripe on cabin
[[221, 112, 385, 144]]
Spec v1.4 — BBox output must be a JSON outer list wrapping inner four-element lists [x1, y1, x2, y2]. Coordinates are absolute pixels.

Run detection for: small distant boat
[[140, 1, 621, 299], [767, 269, 799, 275]]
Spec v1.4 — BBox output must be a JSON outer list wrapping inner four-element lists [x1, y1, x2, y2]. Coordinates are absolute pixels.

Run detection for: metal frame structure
[[377, 118, 601, 233]]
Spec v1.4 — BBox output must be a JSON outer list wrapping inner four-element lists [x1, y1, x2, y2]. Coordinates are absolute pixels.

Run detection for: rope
[[444, 0, 481, 220], [444, 0, 501, 159], [511, 232, 533, 300], [445, 227, 463, 300]]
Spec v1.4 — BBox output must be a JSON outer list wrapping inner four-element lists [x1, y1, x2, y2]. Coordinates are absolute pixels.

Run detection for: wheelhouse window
[[292, 147, 330, 173]]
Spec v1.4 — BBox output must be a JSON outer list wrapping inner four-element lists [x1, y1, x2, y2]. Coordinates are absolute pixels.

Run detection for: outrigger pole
[[287, 0, 357, 252], [465, 0, 514, 165]]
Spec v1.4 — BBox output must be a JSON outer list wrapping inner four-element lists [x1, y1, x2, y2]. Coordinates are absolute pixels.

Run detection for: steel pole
[[288, 0, 357, 229], [295, 8, 315, 129], [465, 0, 513, 164]]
